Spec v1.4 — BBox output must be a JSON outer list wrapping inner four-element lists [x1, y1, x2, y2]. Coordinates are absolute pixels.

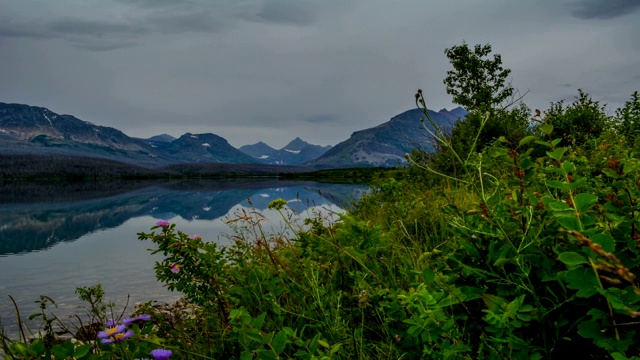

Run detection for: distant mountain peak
[[147, 134, 175, 143], [239, 137, 331, 165], [282, 137, 310, 151]]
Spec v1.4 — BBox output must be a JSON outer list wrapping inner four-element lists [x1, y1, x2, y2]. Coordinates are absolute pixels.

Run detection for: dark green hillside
[[0, 154, 164, 181]]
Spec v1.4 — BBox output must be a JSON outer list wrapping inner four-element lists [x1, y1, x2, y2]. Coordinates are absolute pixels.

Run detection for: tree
[[544, 89, 610, 144], [615, 91, 640, 141], [443, 42, 514, 111]]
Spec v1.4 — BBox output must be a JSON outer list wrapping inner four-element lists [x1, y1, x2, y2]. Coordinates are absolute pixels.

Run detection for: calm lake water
[[0, 179, 367, 336]]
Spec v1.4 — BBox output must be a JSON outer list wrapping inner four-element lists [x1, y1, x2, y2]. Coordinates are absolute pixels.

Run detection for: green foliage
[[615, 91, 640, 141], [419, 42, 531, 177], [543, 89, 611, 144], [443, 42, 514, 111], [1, 285, 171, 359]]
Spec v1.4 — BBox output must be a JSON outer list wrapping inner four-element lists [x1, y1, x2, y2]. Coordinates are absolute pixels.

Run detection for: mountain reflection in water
[[0, 179, 367, 336], [0, 180, 367, 256]]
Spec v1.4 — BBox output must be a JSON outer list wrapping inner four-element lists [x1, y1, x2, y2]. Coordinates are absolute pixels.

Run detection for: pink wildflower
[[170, 263, 181, 274]]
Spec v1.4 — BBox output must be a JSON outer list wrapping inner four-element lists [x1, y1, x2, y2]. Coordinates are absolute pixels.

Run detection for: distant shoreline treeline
[[0, 154, 387, 183]]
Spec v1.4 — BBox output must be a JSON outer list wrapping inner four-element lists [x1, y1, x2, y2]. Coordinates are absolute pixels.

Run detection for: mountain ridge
[[306, 107, 467, 168], [1, 101, 466, 169], [239, 137, 332, 165], [0, 102, 256, 166]]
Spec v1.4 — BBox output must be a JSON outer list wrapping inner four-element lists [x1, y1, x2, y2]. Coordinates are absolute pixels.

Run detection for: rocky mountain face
[[306, 107, 467, 168], [143, 133, 175, 143], [155, 133, 256, 163], [0, 102, 150, 151], [0, 102, 256, 166], [238, 141, 277, 159], [240, 137, 332, 165]]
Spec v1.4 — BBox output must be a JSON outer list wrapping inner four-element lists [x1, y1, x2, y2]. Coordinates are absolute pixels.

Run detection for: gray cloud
[[256, 2, 317, 26], [115, 0, 189, 8], [0, 22, 50, 39], [146, 10, 226, 34], [303, 114, 340, 124], [0, 17, 146, 50], [47, 18, 146, 37], [571, 0, 640, 19]]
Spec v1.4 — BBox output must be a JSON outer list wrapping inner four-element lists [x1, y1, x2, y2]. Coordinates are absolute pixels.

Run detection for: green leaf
[[52, 344, 73, 359], [546, 180, 569, 190], [601, 288, 627, 310], [602, 168, 620, 178], [567, 177, 587, 191], [317, 339, 330, 348], [556, 216, 581, 231], [250, 312, 266, 329], [271, 331, 287, 355], [73, 344, 92, 358], [611, 353, 631, 360], [540, 124, 554, 136], [9, 342, 29, 355], [574, 193, 598, 211], [562, 161, 575, 173], [517, 313, 532, 321], [590, 234, 615, 253], [518, 136, 536, 147], [330, 343, 342, 356], [558, 252, 588, 266], [534, 140, 551, 147], [493, 258, 515, 267], [623, 161, 636, 175], [546, 147, 566, 161], [245, 330, 268, 344], [564, 268, 598, 298], [422, 268, 435, 283], [520, 157, 533, 170], [577, 320, 601, 341], [480, 294, 507, 312], [407, 325, 422, 336], [548, 201, 572, 211]]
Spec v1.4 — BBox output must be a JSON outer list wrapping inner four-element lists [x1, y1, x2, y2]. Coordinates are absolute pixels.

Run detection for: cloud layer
[[0, 0, 639, 148]]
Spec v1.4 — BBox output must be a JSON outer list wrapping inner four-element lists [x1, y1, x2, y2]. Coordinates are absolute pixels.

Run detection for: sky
[[1, 0, 639, 149]]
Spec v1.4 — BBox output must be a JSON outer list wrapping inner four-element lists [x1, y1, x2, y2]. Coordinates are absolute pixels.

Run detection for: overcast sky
[[1, 0, 639, 148]]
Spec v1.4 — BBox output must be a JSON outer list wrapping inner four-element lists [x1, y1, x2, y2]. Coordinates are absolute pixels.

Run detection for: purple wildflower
[[97, 324, 126, 340], [122, 313, 152, 326], [101, 330, 134, 344], [151, 348, 172, 360], [105, 319, 117, 327], [156, 221, 170, 227]]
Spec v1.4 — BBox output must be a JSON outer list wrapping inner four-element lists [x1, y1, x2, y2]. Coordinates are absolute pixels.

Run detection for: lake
[[0, 179, 367, 336]]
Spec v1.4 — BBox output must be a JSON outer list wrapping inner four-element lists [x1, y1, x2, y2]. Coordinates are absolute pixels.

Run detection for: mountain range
[[0, 101, 467, 169], [239, 137, 332, 165]]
